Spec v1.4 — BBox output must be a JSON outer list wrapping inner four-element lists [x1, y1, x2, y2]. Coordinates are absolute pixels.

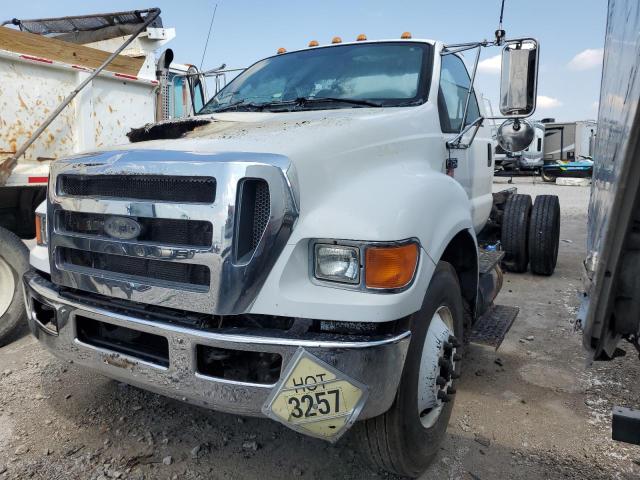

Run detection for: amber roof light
[[356, 34, 367, 41], [331, 36, 342, 44], [401, 31, 412, 39], [308, 40, 319, 47], [277, 47, 287, 54]]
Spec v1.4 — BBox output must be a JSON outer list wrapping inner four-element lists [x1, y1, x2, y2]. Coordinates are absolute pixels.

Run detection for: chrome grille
[[58, 174, 216, 203], [48, 150, 298, 315], [58, 211, 213, 247], [59, 247, 210, 290]]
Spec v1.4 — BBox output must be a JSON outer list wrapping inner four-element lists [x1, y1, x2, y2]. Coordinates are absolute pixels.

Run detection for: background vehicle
[[579, 0, 640, 447], [0, 8, 211, 345], [494, 121, 545, 175], [541, 119, 597, 182], [22, 25, 559, 478]]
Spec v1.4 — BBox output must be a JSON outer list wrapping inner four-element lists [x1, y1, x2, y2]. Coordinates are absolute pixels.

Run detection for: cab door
[[437, 53, 494, 232]]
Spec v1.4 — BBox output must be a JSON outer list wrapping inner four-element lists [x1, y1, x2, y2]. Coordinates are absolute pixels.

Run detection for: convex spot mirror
[[497, 118, 535, 153], [499, 39, 539, 117]]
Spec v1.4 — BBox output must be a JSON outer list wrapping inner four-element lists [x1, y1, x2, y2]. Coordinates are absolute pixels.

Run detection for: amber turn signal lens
[[35, 213, 47, 246], [401, 31, 412, 39], [277, 47, 287, 54], [365, 243, 419, 289], [308, 40, 319, 47], [356, 34, 367, 41], [331, 36, 342, 44]]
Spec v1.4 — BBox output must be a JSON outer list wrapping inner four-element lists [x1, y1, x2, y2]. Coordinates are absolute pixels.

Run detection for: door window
[[438, 54, 480, 133]]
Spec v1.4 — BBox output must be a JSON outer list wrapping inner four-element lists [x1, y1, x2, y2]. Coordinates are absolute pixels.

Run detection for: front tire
[[353, 262, 464, 478], [0, 227, 29, 346]]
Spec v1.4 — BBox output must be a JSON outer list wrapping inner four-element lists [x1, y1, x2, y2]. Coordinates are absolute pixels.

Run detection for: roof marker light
[[308, 40, 319, 47], [331, 36, 342, 44], [401, 31, 412, 39], [356, 34, 367, 41], [277, 47, 286, 54]]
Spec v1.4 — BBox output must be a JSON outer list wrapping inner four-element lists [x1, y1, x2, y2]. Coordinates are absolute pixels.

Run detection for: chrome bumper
[[23, 270, 410, 420]]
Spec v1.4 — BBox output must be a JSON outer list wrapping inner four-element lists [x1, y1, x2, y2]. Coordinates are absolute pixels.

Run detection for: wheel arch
[[434, 228, 479, 326]]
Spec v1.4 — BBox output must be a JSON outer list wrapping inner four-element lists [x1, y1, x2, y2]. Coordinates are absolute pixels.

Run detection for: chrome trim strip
[[48, 149, 299, 315]]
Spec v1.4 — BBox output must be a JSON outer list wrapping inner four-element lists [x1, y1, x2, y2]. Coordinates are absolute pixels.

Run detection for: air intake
[[235, 179, 270, 261]]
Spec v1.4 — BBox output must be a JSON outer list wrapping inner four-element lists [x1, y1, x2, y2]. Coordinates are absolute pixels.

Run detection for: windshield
[[199, 42, 433, 114]]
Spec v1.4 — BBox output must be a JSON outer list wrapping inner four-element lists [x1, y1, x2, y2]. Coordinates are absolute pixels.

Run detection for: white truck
[[0, 9, 211, 344], [23, 29, 559, 477]]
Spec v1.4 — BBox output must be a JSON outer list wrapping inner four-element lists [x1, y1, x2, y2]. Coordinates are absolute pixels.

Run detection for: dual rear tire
[[501, 193, 560, 275]]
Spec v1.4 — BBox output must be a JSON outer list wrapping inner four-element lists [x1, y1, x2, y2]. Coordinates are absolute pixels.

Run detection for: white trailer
[[0, 9, 208, 344]]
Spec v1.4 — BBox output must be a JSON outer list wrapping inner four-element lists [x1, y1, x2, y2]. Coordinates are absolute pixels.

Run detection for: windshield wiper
[[209, 96, 383, 114], [295, 97, 383, 108], [208, 100, 265, 113]]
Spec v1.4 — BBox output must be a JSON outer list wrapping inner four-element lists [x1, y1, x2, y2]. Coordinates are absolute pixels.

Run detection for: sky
[[9, 0, 607, 121]]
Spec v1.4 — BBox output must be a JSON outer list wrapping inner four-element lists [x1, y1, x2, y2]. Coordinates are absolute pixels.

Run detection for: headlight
[[314, 244, 360, 284], [35, 213, 47, 246]]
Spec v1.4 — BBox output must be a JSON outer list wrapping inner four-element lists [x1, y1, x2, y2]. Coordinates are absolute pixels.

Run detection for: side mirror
[[496, 119, 535, 153], [499, 39, 539, 117]]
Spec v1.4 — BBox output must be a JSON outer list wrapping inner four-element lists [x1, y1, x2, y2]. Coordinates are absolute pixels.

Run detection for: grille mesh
[[252, 181, 270, 250], [59, 247, 210, 288], [59, 211, 213, 247], [235, 179, 270, 260], [59, 175, 216, 203]]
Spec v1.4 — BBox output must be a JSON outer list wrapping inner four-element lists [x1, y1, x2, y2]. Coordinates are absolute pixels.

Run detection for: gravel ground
[[1, 177, 639, 479]]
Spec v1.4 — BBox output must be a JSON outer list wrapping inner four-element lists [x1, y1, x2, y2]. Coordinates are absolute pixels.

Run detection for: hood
[[112, 106, 436, 172], [95, 105, 442, 227]]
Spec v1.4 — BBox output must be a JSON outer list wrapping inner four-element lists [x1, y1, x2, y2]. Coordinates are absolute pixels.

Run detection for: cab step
[[478, 249, 505, 275], [469, 304, 519, 349]]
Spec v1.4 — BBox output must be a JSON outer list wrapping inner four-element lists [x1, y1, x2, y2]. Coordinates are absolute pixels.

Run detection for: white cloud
[[568, 49, 604, 71], [537, 95, 562, 109], [478, 54, 502, 74]]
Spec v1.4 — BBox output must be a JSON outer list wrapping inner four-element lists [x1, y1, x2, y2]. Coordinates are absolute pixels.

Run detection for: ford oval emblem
[[103, 216, 142, 240]]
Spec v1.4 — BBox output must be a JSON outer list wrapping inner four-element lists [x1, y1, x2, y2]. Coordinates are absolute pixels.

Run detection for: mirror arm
[[447, 116, 484, 149], [459, 46, 482, 135]]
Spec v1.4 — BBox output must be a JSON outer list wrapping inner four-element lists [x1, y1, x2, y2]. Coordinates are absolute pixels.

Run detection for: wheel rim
[[417, 305, 457, 429], [0, 256, 16, 319]]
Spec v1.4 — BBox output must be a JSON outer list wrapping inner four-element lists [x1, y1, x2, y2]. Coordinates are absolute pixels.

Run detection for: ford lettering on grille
[[103, 216, 142, 240]]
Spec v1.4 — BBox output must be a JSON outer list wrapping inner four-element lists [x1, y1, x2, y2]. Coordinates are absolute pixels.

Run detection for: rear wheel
[[0, 227, 29, 346], [501, 193, 532, 273], [541, 167, 557, 183], [528, 195, 561, 275], [353, 262, 464, 478]]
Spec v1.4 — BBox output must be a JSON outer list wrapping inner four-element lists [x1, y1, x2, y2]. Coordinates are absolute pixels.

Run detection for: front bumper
[[23, 270, 410, 421]]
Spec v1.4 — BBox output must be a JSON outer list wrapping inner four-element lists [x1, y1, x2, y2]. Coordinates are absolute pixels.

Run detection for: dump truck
[[579, 0, 640, 447], [23, 28, 560, 477], [0, 8, 211, 344]]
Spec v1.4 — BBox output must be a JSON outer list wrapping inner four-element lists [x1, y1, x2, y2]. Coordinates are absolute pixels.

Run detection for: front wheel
[[353, 262, 464, 478]]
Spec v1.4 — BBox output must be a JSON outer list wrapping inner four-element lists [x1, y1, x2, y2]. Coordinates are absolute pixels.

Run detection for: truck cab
[[23, 34, 550, 477]]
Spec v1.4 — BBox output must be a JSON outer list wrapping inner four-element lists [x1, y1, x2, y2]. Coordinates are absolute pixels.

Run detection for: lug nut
[[437, 390, 451, 403]]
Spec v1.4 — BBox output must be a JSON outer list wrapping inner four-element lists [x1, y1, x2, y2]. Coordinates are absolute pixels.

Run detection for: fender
[[251, 160, 477, 323]]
